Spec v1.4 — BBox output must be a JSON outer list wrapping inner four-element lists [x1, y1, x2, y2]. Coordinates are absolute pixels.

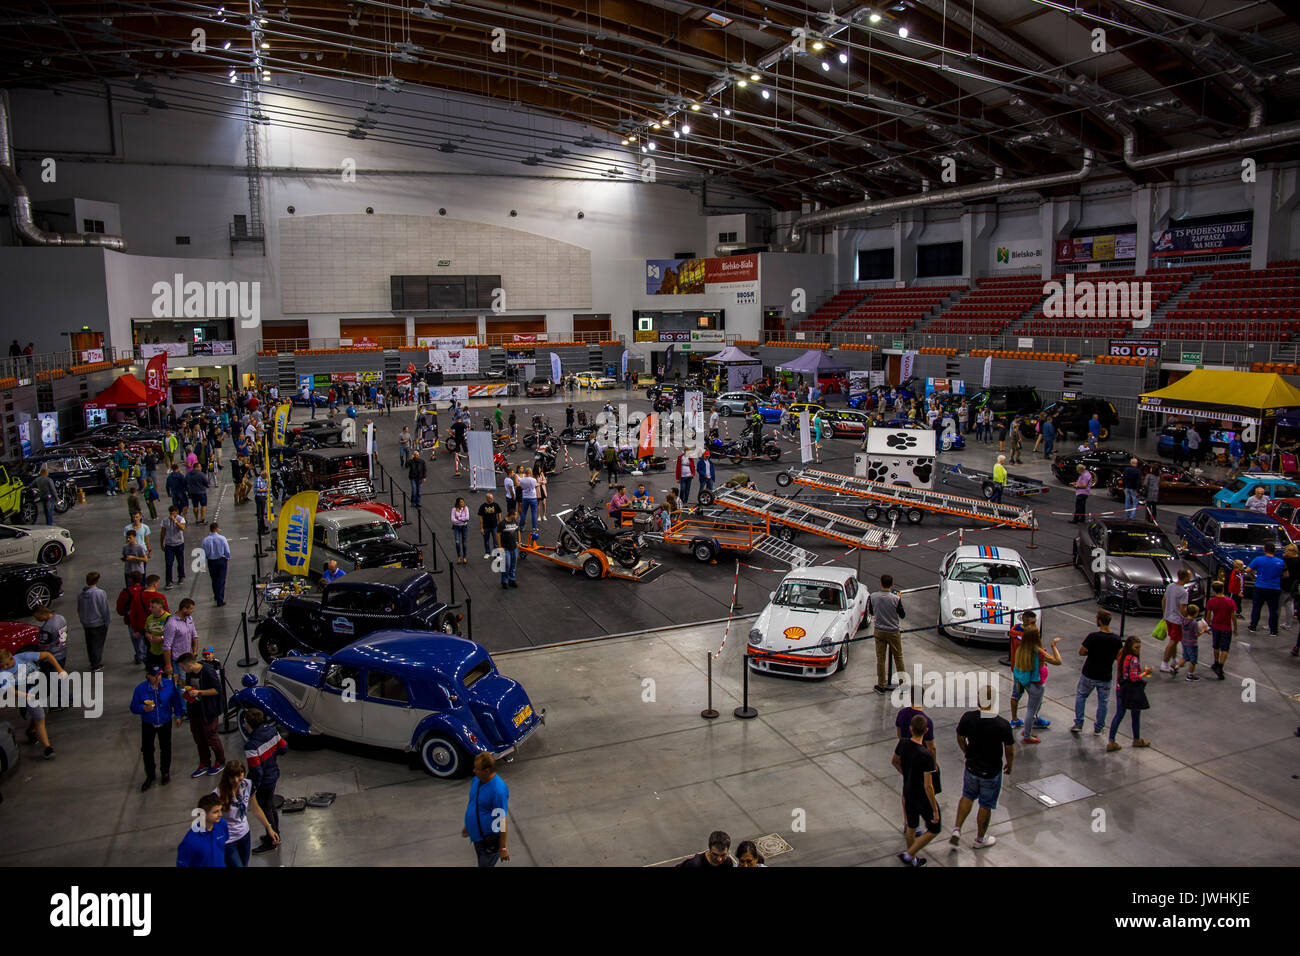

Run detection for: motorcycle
[[533, 436, 562, 474], [555, 501, 644, 569], [707, 433, 782, 465], [523, 415, 555, 450]]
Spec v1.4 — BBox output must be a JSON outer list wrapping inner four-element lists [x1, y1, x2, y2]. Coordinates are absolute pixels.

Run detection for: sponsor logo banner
[[1109, 339, 1160, 357], [645, 254, 759, 295], [1056, 232, 1138, 263], [276, 490, 319, 576], [140, 342, 188, 357], [992, 239, 1043, 270], [191, 340, 234, 355], [273, 402, 290, 446], [427, 347, 480, 375], [1152, 218, 1252, 257]]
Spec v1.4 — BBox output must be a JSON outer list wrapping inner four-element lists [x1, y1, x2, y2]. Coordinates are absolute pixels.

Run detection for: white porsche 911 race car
[[747, 566, 869, 678], [937, 544, 1040, 646]]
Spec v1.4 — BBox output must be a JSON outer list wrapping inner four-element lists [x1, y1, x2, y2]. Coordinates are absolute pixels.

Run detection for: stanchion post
[[429, 528, 438, 571], [1027, 515, 1038, 549], [250, 573, 261, 622], [237, 610, 258, 667], [416, 501, 423, 544], [465, 596, 473, 642], [701, 652, 719, 719], [733, 654, 757, 719]]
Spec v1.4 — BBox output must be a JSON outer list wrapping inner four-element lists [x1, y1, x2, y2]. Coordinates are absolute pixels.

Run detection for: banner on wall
[[1056, 232, 1138, 263], [417, 335, 478, 348], [396, 374, 411, 388], [140, 342, 188, 358], [427, 348, 480, 374], [991, 239, 1044, 271], [645, 254, 758, 296], [191, 340, 234, 355], [1152, 218, 1252, 257], [81, 349, 104, 363], [357, 370, 383, 384]]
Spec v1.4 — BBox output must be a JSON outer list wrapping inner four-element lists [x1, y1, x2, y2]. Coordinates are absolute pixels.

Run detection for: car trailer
[[702, 485, 899, 551], [938, 463, 1048, 499], [521, 542, 666, 581], [775, 467, 1037, 530], [641, 513, 821, 568]]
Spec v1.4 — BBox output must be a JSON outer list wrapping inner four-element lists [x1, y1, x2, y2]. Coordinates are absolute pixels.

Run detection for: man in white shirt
[[517, 469, 539, 533]]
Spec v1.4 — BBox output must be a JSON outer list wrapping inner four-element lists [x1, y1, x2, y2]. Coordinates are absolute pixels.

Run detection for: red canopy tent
[[83, 374, 152, 409]]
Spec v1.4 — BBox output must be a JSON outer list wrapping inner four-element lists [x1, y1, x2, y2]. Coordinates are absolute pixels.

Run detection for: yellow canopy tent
[[1138, 370, 1300, 426]]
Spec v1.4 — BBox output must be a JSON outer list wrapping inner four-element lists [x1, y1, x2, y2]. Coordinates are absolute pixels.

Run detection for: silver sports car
[[1073, 518, 1205, 615]]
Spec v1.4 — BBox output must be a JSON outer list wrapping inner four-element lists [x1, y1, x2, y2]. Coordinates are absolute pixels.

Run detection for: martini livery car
[[938, 545, 1039, 646], [747, 567, 869, 678]]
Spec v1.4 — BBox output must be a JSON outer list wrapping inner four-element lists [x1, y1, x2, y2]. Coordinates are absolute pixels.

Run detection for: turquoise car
[[1211, 474, 1300, 509]]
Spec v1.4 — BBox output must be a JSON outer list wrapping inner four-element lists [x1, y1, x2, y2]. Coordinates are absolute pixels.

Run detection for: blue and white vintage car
[[232, 630, 543, 778]]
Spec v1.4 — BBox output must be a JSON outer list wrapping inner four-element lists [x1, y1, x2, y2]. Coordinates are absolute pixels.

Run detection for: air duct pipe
[[0, 91, 128, 251], [1121, 120, 1300, 170], [721, 149, 1093, 255]]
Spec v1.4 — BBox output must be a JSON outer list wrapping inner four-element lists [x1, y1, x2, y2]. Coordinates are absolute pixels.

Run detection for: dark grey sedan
[[1072, 517, 1205, 615]]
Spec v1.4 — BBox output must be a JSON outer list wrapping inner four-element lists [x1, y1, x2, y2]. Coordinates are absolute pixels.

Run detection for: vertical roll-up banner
[[982, 355, 993, 389], [638, 413, 657, 459], [366, 422, 374, 479], [466, 429, 496, 490], [276, 490, 319, 576], [664, 344, 676, 376], [800, 410, 812, 464], [685, 390, 704, 452], [263, 437, 272, 528], [621, 349, 629, 380], [272, 402, 290, 446], [900, 349, 917, 382], [550, 352, 562, 383]]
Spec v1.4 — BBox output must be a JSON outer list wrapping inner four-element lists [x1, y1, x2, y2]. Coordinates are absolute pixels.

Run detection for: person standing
[[675, 451, 695, 503], [1121, 458, 1143, 520], [1070, 609, 1122, 735], [1040, 415, 1057, 459], [214, 760, 279, 867], [1141, 466, 1161, 521], [697, 450, 715, 502], [477, 492, 502, 558], [165, 463, 188, 518], [1206, 580, 1237, 679], [33, 467, 56, 525], [243, 707, 288, 856], [1186, 425, 1202, 464], [176, 794, 229, 867], [585, 437, 600, 488], [1013, 626, 1063, 744], [399, 425, 412, 467], [1071, 463, 1093, 523], [1088, 413, 1102, 447], [517, 468, 539, 534], [185, 464, 209, 523], [1247, 541, 1284, 637], [201, 523, 231, 607], [1009, 418, 1023, 464], [160, 505, 186, 589], [1160, 567, 1191, 673], [161, 598, 197, 679], [1106, 635, 1152, 751], [450, 498, 470, 564], [602, 442, 619, 489], [407, 449, 427, 509], [892, 713, 940, 867], [868, 574, 906, 694], [253, 470, 270, 537], [121, 530, 148, 588], [462, 752, 510, 866], [991, 454, 1008, 504], [130, 665, 186, 790], [498, 509, 520, 590], [1245, 485, 1270, 514], [76, 571, 111, 672], [950, 685, 1015, 849], [178, 651, 225, 778]]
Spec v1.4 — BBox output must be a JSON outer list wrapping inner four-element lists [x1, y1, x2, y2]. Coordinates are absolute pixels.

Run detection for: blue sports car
[[1211, 474, 1300, 509], [1175, 507, 1294, 592], [232, 630, 544, 778]]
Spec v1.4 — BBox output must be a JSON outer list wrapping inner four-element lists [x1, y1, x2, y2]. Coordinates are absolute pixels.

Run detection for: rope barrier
[[712, 559, 742, 659]]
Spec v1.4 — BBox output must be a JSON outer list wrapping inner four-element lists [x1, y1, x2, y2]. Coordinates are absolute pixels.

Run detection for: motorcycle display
[[554, 501, 645, 569]]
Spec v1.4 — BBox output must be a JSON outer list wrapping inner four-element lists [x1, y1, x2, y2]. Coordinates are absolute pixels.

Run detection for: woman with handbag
[[1107, 635, 1153, 751], [1012, 626, 1063, 745]]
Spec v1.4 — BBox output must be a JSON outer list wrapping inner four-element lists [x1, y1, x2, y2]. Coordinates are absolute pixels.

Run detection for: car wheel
[[37, 542, 65, 565], [23, 582, 51, 611], [719, 406, 732, 417], [936, 615, 947, 638], [864, 504, 882, 523], [582, 555, 605, 579], [20, 500, 37, 525], [775, 471, 793, 487], [692, 540, 716, 563], [439, 617, 459, 635], [1099, 426, 1110, 440], [258, 631, 290, 663], [837, 644, 848, 673], [418, 733, 466, 778], [698, 489, 715, 506]]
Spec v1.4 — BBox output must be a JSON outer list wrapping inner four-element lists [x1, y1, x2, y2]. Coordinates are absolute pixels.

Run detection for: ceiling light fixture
[[760, 88, 770, 99], [673, 130, 680, 138], [869, 12, 882, 22], [749, 72, 760, 81], [898, 26, 908, 37], [681, 123, 690, 134], [812, 40, 824, 51], [737, 79, 748, 88], [652, 122, 661, 129], [223, 40, 231, 49], [261, 41, 270, 49], [621, 138, 629, 145], [838, 52, 848, 64], [648, 141, 656, 150], [690, 104, 700, 111], [723, 108, 731, 115], [821, 61, 830, 71], [712, 111, 719, 118]]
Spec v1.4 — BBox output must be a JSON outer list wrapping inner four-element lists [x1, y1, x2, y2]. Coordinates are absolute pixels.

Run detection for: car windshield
[[1227, 478, 1251, 493], [411, 578, 439, 607], [773, 581, 845, 610], [1108, 530, 1177, 559], [1217, 523, 1281, 548], [336, 521, 395, 548], [952, 561, 1029, 586]]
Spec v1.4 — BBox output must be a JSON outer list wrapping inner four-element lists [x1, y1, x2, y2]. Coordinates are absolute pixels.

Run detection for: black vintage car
[[1051, 448, 1135, 486], [20, 455, 110, 493], [1040, 397, 1120, 441], [0, 562, 63, 614], [289, 419, 345, 447], [297, 447, 373, 496], [79, 423, 165, 450], [254, 568, 459, 661], [1105, 461, 1224, 505]]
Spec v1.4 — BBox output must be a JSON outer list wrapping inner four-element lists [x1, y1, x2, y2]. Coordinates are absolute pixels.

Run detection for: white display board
[[466, 429, 496, 491], [860, 427, 936, 489], [427, 348, 480, 375]]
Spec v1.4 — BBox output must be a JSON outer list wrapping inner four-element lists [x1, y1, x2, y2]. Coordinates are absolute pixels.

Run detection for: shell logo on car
[[782, 626, 806, 640]]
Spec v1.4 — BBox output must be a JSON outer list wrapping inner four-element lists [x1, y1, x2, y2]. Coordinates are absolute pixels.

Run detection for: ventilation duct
[[1121, 119, 1300, 170], [717, 150, 1093, 255], [0, 92, 128, 251]]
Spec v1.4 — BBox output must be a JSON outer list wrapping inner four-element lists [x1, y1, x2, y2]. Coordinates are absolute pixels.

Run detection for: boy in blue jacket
[[130, 666, 187, 791], [176, 793, 228, 866]]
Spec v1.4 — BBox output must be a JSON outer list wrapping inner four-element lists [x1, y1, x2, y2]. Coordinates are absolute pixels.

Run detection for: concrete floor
[[3, 389, 1299, 866]]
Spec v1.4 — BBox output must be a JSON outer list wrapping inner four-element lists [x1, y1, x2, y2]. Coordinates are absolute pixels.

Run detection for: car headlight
[[818, 635, 837, 655], [60, 530, 70, 539], [748, 628, 763, 645], [951, 608, 966, 618]]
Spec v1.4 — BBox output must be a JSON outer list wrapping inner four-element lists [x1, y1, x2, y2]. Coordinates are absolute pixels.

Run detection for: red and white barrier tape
[[713, 559, 742, 659]]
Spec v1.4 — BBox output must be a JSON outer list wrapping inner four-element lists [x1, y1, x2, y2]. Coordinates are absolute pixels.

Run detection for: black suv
[[1041, 397, 1120, 441], [966, 386, 1042, 418], [254, 568, 460, 661]]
